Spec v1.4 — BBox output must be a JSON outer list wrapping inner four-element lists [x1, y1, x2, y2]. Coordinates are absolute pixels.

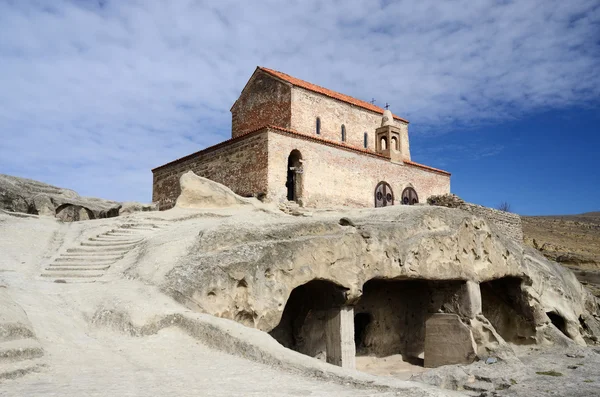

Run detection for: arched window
[[380, 137, 387, 150], [316, 117, 321, 135], [363, 132, 368, 148], [391, 136, 399, 151], [341, 125, 346, 142]]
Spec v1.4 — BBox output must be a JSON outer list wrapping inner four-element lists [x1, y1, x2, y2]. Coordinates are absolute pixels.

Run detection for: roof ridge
[[258, 67, 409, 123]]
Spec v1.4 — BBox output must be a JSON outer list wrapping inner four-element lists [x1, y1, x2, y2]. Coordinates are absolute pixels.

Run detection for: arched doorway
[[286, 150, 303, 203], [401, 187, 419, 205], [374, 181, 394, 207]]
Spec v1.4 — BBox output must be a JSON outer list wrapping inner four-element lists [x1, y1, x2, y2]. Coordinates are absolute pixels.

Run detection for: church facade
[[152, 67, 450, 210]]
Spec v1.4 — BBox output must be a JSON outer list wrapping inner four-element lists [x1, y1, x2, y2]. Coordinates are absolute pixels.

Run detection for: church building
[[152, 67, 450, 209]]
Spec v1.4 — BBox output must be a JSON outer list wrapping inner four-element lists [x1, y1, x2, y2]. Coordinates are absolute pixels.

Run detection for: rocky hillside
[[522, 212, 600, 297], [0, 174, 156, 221]]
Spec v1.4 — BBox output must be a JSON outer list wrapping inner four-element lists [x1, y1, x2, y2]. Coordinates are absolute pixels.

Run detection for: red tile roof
[[259, 67, 409, 123], [152, 125, 450, 176]]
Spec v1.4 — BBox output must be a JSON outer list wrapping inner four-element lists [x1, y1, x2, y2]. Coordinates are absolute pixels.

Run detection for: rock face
[[147, 197, 600, 368], [175, 171, 257, 209], [0, 174, 155, 221]]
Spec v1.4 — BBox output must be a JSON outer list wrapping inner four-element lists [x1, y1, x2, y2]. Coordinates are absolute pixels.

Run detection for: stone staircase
[[0, 324, 45, 381], [40, 221, 170, 283]]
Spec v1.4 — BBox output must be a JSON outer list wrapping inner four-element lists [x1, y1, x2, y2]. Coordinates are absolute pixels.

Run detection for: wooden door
[[401, 187, 419, 205], [375, 182, 394, 207]]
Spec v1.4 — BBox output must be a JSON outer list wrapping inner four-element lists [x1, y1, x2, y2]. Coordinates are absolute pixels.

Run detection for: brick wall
[[290, 87, 409, 156], [152, 132, 269, 210], [267, 130, 449, 207], [231, 73, 291, 137], [461, 203, 523, 243]]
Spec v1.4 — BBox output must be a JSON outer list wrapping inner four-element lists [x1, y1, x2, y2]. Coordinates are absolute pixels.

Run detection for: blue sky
[[0, 0, 598, 215]]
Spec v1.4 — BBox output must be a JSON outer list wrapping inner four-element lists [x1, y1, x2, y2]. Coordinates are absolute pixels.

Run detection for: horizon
[[1, 1, 599, 216]]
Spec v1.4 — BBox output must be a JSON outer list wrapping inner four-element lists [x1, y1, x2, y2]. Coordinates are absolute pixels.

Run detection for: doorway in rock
[[480, 277, 537, 344], [374, 181, 394, 207], [354, 279, 465, 364], [286, 150, 303, 203], [269, 279, 347, 359]]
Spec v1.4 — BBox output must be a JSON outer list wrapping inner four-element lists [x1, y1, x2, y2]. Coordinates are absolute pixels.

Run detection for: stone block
[[424, 313, 477, 368], [325, 306, 355, 369], [459, 281, 482, 318]]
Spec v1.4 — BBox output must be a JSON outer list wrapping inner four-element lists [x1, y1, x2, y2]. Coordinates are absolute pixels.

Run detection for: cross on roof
[[370, 98, 376, 104], [385, 103, 390, 110]]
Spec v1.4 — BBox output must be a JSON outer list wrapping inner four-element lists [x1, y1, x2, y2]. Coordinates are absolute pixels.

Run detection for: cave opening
[[547, 311, 568, 337], [480, 277, 536, 344], [269, 279, 348, 359], [354, 278, 465, 364]]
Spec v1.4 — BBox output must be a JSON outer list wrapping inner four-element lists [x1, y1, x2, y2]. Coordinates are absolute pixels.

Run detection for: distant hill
[[522, 212, 600, 297]]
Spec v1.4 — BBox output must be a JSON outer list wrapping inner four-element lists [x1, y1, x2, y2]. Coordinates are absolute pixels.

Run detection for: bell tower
[[375, 109, 410, 163]]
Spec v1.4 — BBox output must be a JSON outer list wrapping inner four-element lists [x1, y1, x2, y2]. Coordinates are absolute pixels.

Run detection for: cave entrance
[[480, 277, 536, 344], [354, 278, 466, 373], [269, 279, 348, 362], [354, 312, 372, 353], [547, 311, 568, 337]]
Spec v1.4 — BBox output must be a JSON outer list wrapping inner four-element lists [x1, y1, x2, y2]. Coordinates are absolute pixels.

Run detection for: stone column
[[458, 280, 482, 319], [326, 306, 356, 369]]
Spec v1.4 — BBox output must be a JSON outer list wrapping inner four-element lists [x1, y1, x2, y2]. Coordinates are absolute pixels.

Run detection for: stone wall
[[428, 194, 523, 243], [231, 73, 291, 137], [290, 87, 409, 155], [267, 130, 450, 208], [462, 203, 524, 243], [152, 132, 269, 210]]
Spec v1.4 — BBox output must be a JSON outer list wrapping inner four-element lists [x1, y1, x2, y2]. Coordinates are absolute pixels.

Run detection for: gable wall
[[231, 73, 292, 137]]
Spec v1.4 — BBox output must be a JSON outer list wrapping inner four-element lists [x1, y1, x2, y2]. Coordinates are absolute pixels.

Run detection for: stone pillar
[[326, 306, 356, 369], [424, 313, 477, 368], [458, 281, 482, 319]]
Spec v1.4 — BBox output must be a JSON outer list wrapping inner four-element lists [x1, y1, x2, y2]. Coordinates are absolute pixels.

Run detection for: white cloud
[[0, 0, 598, 201]]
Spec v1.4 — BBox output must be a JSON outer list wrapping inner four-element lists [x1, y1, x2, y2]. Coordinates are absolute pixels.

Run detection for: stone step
[[106, 229, 144, 234], [48, 263, 112, 268], [0, 324, 35, 342], [67, 246, 132, 254], [0, 339, 44, 363], [60, 251, 124, 257], [90, 235, 143, 242], [41, 271, 104, 278], [80, 240, 140, 247], [45, 265, 110, 271], [0, 357, 44, 381], [54, 256, 121, 264]]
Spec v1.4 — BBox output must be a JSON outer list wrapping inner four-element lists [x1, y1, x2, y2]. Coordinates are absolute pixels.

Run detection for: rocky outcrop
[[137, 202, 600, 366], [175, 171, 257, 209], [0, 174, 155, 221]]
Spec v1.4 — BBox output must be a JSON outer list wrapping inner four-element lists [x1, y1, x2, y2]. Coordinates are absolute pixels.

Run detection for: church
[[152, 67, 450, 210]]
